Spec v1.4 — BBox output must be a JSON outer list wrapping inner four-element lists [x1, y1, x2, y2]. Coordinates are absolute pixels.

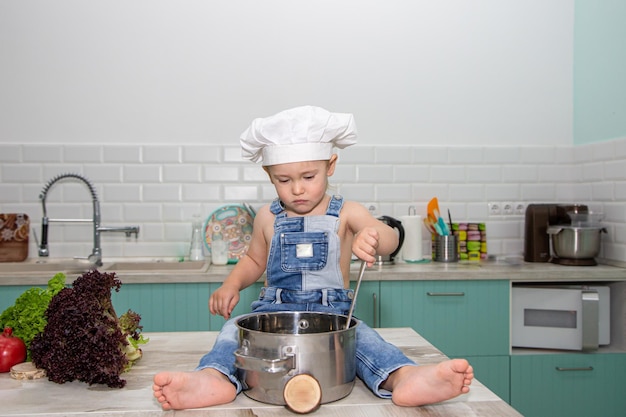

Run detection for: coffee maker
[[523, 203, 588, 263]]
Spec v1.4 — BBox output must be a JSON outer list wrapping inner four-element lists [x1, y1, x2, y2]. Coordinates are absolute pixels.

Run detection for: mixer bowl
[[547, 226, 607, 259]]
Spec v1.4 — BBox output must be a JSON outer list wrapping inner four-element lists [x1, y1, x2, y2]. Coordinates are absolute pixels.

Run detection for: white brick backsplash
[[223, 185, 259, 202], [223, 146, 243, 163], [103, 146, 142, 163], [502, 165, 539, 183], [182, 184, 221, 202], [375, 146, 414, 164], [3, 164, 43, 182], [605, 160, 626, 180], [520, 147, 557, 163], [394, 166, 430, 183], [84, 165, 123, 183], [203, 166, 239, 182], [64, 145, 102, 163], [448, 147, 484, 164], [484, 184, 521, 201], [124, 165, 162, 183], [163, 164, 202, 183], [466, 166, 502, 183], [357, 165, 394, 183], [182, 146, 221, 164], [430, 165, 466, 183], [448, 184, 485, 202], [22, 145, 62, 163], [483, 147, 521, 164], [103, 184, 142, 202], [143, 146, 181, 163], [143, 184, 181, 202], [2, 139, 625, 263], [338, 146, 375, 163]]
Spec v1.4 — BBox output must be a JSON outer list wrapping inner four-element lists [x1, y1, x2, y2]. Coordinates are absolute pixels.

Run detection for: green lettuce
[[0, 272, 66, 360]]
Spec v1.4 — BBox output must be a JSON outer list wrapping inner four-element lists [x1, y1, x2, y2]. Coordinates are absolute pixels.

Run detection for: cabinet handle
[[426, 292, 465, 297], [555, 366, 594, 372], [373, 293, 378, 328]]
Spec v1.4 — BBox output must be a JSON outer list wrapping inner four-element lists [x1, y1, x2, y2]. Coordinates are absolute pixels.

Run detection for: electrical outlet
[[514, 202, 526, 215], [365, 202, 379, 215], [488, 202, 501, 216], [502, 202, 514, 215]]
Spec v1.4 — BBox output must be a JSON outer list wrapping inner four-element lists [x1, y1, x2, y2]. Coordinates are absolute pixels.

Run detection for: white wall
[[0, 0, 573, 146]]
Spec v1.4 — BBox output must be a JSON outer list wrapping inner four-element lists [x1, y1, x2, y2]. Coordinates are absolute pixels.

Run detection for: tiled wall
[[1, 138, 625, 264]]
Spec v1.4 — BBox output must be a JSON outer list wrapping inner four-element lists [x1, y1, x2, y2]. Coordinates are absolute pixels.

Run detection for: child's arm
[[209, 207, 271, 319], [344, 201, 400, 267]]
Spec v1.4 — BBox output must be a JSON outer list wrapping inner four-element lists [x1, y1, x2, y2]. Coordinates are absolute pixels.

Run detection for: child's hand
[[352, 227, 379, 267], [209, 284, 240, 319]]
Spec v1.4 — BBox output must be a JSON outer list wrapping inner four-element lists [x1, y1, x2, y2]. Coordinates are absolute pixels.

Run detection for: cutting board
[[0, 213, 30, 262]]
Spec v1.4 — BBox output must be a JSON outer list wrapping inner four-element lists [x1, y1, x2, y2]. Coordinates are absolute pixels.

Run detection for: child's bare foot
[[384, 359, 474, 407], [152, 368, 237, 410]]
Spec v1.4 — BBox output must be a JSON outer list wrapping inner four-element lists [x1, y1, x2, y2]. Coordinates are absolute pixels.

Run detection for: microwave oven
[[512, 285, 610, 351]]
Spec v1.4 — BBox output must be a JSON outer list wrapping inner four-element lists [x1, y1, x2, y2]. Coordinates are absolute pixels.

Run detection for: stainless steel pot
[[234, 312, 358, 411], [547, 225, 607, 259]]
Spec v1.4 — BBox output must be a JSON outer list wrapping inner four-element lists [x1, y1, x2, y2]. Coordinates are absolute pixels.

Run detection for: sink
[[0, 259, 96, 275], [102, 260, 209, 273]]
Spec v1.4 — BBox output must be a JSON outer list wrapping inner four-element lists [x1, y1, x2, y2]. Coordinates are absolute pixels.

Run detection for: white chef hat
[[240, 105, 357, 166]]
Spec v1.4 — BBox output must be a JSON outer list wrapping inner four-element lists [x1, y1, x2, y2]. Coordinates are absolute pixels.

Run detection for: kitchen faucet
[[38, 173, 140, 267]]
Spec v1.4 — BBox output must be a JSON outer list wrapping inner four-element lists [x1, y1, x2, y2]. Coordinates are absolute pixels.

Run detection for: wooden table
[[0, 328, 522, 417]]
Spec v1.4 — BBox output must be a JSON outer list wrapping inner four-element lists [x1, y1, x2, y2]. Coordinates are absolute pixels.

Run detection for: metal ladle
[[345, 261, 366, 329]]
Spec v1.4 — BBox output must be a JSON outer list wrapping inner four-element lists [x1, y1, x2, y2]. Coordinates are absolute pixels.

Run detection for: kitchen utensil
[[547, 225, 607, 266], [427, 197, 439, 224], [432, 234, 458, 262], [234, 311, 357, 409], [204, 205, 254, 263], [423, 217, 436, 234], [346, 261, 366, 329]]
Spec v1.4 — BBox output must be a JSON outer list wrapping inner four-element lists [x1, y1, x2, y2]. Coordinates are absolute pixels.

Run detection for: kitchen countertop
[[0, 328, 522, 417], [2, 257, 626, 286]]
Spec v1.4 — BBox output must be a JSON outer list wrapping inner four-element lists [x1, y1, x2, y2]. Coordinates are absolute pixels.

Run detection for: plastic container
[[211, 235, 229, 265], [188, 215, 205, 261]]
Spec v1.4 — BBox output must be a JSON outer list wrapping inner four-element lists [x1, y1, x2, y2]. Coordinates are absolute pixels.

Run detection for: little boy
[[153, 106, 473, 410]]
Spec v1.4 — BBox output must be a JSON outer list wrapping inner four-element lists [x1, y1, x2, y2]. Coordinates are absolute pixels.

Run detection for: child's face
[[265, 156, 337, 215]]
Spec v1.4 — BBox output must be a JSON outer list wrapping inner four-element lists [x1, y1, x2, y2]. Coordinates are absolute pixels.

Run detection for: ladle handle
[[346, 261, 366, 329]]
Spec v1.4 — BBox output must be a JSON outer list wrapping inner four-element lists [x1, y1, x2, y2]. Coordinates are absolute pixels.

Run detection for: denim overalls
[[196, 195, 415, 398]]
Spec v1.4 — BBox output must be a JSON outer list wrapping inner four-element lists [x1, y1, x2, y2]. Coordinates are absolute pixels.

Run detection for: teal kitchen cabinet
[[377, 280, 510, 402], [510, 353, 626, 417], [465, 355, 510, 402], [111, 282, 264, 332], [378, 280, 509, 356], [351, 281, 381, 327]]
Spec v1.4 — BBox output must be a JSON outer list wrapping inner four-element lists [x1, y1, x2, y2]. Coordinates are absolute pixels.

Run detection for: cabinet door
[[112, 283, 212, 332], [511, 353, 626, 417], [350, 281, 380, 328], [379, 280, 509, 356], [465, 355, 510, 402]]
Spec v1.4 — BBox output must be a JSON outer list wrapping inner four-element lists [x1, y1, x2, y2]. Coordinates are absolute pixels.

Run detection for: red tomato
[[0, 327, 27, 372]]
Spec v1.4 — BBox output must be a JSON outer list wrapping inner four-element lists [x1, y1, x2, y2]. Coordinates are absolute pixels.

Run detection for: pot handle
[[234, 348, 295, 374]]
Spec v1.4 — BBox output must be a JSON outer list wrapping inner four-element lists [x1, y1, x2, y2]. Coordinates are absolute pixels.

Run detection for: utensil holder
[[433, 235, 458, 263]]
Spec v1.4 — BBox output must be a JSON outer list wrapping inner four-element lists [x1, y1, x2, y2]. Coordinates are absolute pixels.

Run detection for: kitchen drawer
[[379, 280, 509, 356], [510, 353, 626, 417]]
